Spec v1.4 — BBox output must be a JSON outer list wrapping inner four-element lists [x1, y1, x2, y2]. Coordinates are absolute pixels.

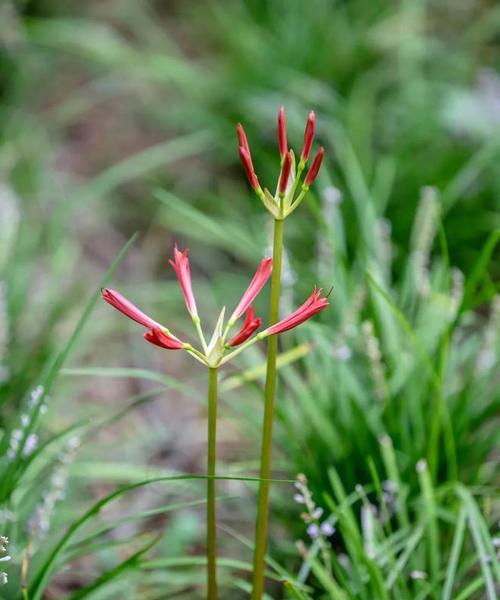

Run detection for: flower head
[[169, 244, 198, 318], [103, 251, 277, 366], [300, 111, 316, 163], [237, 108, 325, 219], [266, 287, 330, 335], [228, 306, 262, 347], [229, 257, 273, 324]]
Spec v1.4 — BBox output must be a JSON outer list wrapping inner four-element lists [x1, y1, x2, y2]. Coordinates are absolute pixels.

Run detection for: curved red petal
[[144, 328, 185, 350], [102, 288, 160, 329]]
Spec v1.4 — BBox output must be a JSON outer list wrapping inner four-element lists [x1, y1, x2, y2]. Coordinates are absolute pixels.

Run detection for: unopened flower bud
[[279, 151, 292, 194], [304, 147, 324, 187], [239, 146, 260, 191], [236, 123, 251, 155], [300, 111, 316, 162]]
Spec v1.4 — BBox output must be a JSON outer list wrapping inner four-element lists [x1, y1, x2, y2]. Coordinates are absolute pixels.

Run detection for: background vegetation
[[0, 0, 498, 598]]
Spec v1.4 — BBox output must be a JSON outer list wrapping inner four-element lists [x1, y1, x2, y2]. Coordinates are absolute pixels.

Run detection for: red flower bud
[[300, 111, 316, 162], [304, 147, 324, 187], [239, 146, 260, 191], [228, 306, 262, 347], [278, 151, 293, 194], [278, 105, 287, 159], [237, 123, 251, 155]]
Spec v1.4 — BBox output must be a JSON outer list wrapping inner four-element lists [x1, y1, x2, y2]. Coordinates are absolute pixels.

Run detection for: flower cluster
[[294, 473, 335, 541], [102, 246, 329, 368], [294, 473, 334, 575], [237, 106, 324, 219], [0, 536, 10, 585], [6, 385, 45, 461], [29, 436, 80, 540]]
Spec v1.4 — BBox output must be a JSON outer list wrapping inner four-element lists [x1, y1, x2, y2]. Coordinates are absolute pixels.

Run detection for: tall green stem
[[251, 218, 284, 599], [207, 367, 218, 599]]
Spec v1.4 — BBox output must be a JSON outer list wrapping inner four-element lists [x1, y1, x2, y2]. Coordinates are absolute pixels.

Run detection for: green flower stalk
[[102, 249, 272, 599], [237, 107, 326, 599], [102, 242, 328, 599]]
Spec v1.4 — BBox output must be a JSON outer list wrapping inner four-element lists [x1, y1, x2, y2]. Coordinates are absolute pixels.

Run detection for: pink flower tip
[[236, 122, 250, 155], [168, 244, 198, 318], [144, 327, 185, 350], [279, 151, 293, 194], [300, 111, 316, 162], [228, 306, 262, 347], [266, 286, 330, 335], [304, 147, 324, 187], [278, 106, 287, 158]]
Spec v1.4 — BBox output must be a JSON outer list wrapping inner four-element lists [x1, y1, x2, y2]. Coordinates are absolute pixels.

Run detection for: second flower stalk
[[237, 106, 326, 599]]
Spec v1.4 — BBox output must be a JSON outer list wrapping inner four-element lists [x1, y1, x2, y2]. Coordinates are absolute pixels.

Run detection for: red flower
[[101, 288, 186, 351], [304, 147, 324, 187], [228, 306, 262, 347], [229, 257, 273, 323], [169, 244, 198, 318], [266, 287, 330, 335], [300, 111, 316, 163], [144, 327, 185, 350], [102, 288, 161, 329], [278, 106, 287, 159], [278, 151, 293, 195]]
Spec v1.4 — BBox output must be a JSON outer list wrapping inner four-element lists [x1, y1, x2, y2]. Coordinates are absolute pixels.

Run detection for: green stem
[[219, 331, 267, 365], [251, 218, 284, 599], [193, 316, 208, 354], [207, 367, 218, 600]]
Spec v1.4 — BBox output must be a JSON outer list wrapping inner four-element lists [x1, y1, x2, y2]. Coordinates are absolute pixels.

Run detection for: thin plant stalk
[[207, 367, 218, 599], [251, 218, 284, 599]]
